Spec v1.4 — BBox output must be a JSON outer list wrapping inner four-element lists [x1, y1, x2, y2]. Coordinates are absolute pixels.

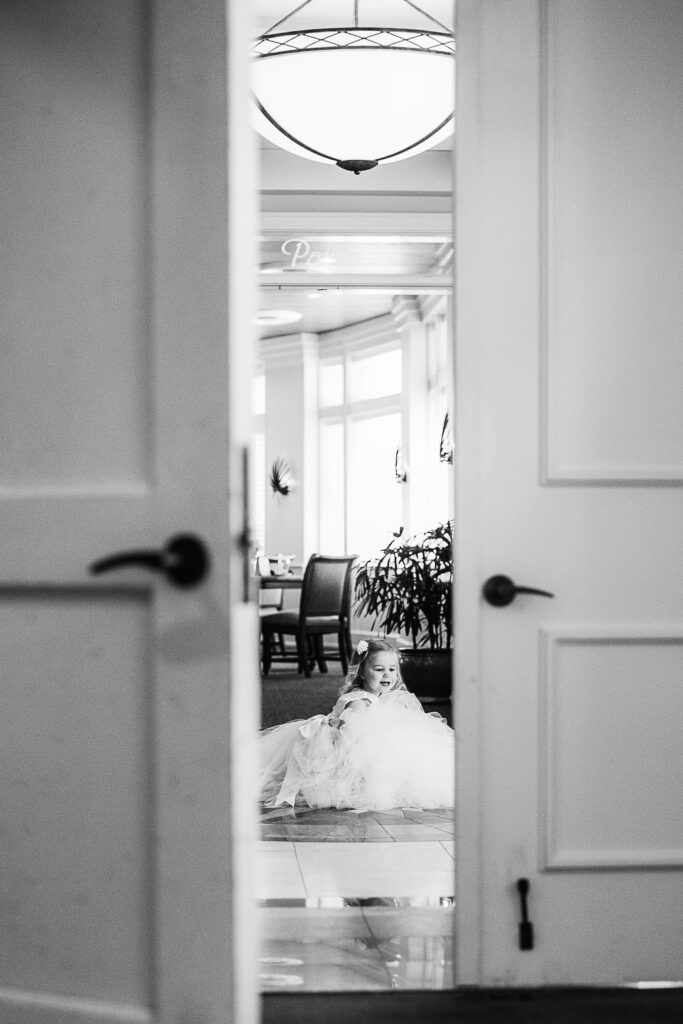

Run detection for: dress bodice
[[328, 689, 378, 727]]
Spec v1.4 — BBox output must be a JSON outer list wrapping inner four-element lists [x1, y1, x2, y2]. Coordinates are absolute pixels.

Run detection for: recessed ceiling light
[[254, 309, 303, 326]]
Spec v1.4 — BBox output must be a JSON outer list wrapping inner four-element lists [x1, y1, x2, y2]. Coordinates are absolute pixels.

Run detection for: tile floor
[[257, 805, 456, 992]]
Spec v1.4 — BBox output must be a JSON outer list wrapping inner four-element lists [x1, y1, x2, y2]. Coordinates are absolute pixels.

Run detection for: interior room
[[252, 0, 457, 993], [3, 2, 683, 1023]]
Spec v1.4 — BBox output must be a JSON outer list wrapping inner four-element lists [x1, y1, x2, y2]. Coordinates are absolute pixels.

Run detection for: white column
[[394, 297, 430, 533], [260, 333, 319, 566]]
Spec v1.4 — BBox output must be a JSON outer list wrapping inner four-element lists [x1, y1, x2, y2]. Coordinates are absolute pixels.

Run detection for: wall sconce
[[270, 457, 296, 497], [395, 446, 407, 484], [440, 413, 453, 464]]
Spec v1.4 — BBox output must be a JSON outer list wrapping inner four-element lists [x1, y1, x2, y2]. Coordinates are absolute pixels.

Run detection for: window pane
[[348, 348, 402, 402], [319, 361, 344, 408], [347, 412, 403, 557], [319, 421, 345, 554]]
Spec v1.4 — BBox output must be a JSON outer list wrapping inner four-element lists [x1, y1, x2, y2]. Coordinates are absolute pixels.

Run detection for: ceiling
[[254, 1, 454, 35], [255, 289, 398, 337], [254, 0, 454, 340], [256, 234, 452, 338]]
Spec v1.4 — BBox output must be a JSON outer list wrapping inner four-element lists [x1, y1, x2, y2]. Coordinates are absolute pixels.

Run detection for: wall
[[263, 333, 319, 565]]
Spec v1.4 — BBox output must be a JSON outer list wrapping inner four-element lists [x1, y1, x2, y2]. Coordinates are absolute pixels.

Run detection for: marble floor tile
[[259, 936, 392, 992], [298, 812, 358, 825], [368, 809, 411, 821], [255, 842, 306, 900], [402, 808, 456, 823], [258, 900, 456, 992], [262, 824, 336, 842], [259, 905, 370, 941], [428, 822, 457, 838], [294, 841, 455, 899], [400, 814, 456, 837], [259, 803, 458, 842], [362, 905, 455, 940], [439, 839, 455, 859], [384, 953, 455, 991], [325, 821, 393, 842], [262, 935, 382, 966], [379, 823, 453, 841]]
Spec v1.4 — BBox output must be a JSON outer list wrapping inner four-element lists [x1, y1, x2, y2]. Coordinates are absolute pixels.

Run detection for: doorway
[[253, 205, 455, 992]]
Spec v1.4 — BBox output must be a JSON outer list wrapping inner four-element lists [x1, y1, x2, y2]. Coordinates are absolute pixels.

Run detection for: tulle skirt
[[260, 698, 455, 811]]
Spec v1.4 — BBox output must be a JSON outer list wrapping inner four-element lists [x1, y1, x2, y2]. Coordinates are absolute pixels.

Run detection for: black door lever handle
[[483, 574, 554, 607], [90, 533, 210, 588], [517, 877, 534, 951]]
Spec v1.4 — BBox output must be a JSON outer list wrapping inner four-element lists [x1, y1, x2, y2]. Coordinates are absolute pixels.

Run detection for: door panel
[[0, 2, 257, 1022], [540, 630, 683, 870], [454, 0, 683, 985], [1, 0, 150, 492], [1, 592, 153, 1005], [543, 0, 683, 482]]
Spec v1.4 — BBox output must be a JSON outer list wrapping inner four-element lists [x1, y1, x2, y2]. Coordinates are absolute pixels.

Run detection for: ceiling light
[[251, 1, 455, 175]]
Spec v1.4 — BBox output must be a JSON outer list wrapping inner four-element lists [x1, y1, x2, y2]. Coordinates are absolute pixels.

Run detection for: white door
[[0, 3, 259, 1023], [454, 0, 683, 985]]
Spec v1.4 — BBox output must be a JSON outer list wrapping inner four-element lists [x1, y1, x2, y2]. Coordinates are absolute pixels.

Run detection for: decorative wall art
[[269, 457, 296, 498]]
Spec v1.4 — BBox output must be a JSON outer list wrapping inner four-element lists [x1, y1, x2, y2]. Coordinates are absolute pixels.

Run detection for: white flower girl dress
[[259, 687, 454, 811]]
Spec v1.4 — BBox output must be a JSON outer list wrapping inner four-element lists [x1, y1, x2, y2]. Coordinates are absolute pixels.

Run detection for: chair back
[[300, 554, 356, 619]]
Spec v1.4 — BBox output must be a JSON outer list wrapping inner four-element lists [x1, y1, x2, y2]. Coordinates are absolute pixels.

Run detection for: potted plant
[[353, 520, 453, 718]]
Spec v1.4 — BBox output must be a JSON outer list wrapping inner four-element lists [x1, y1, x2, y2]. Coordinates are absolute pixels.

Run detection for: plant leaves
[[353, 520, 453, 649]]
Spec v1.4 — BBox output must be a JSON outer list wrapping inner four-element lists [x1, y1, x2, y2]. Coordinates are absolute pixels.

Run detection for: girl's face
[[361, 650, 400, 695]]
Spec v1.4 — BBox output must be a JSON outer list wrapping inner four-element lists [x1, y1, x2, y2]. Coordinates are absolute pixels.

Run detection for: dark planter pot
[[398, 647, 453, 725]]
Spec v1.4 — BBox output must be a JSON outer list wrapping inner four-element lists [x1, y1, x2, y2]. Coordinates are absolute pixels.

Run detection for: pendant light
[[251, 0, 455, 174]]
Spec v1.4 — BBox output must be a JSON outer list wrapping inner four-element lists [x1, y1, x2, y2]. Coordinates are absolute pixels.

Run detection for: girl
[[259, 637, 455, 811]]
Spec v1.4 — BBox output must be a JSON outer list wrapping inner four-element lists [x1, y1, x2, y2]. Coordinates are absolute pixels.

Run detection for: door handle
[[239, 445, 253, 603], [516, 878, 534, 950], [89, 533, 211, 588], [482, 574, 554, 607]]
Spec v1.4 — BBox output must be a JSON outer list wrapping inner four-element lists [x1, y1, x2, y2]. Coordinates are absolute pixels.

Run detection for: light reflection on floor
[[258, 805, 455, 992]]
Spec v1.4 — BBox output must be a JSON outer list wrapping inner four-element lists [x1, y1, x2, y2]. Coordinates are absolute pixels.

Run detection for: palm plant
[[353, 520, 453, 649]]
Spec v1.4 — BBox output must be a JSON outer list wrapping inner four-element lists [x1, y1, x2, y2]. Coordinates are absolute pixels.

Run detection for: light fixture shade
[[251, 27, 455, 174]]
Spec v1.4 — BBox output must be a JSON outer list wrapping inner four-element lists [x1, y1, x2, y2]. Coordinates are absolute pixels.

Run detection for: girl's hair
[[339, 636, 407, 694]]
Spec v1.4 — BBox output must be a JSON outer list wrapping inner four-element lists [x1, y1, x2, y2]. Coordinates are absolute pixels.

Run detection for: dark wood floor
[[263, 987, 683, 1023]]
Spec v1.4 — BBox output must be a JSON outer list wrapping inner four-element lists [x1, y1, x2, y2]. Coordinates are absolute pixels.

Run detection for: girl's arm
[[337, 692, 373, 726]]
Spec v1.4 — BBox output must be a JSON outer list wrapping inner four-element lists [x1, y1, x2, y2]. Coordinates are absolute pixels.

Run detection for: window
[[347, 411, 403, 555], [319, 339, 404, 558], [256, 302, 451, 565], [347, 347, 402, 402], [319, 360, 344, 408]]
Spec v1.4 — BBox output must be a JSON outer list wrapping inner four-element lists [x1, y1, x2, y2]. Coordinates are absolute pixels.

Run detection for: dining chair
[[260, 554, 357, 677], [258, 586, 286, 660], [257, 555, 294, 659]]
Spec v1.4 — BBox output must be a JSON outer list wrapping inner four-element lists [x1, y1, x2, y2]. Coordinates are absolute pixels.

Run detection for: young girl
[[259, 637, 455, 811]]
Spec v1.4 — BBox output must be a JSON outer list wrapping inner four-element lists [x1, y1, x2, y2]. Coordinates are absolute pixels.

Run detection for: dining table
[[258, 573, 303, 591]]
